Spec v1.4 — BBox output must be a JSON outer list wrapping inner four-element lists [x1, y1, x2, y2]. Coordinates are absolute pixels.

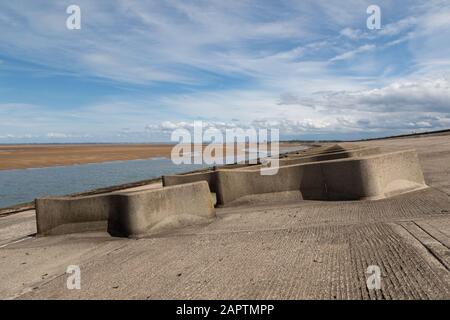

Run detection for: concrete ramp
[[35, 181, 215, 237]]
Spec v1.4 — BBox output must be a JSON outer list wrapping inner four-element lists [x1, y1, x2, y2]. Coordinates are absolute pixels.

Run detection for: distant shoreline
[[1, 128, 449, 146], [2, 127, 449, 170], [0, 142, 303, 171]]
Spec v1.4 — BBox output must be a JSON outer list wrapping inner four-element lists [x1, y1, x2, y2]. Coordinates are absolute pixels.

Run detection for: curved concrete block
[[162, 146, 394, 205], [216, 163, 324, 204], [36, 181, 215, 237], [35, 194, 112, 235], [215, 150, 427, 205], [244, 146, 381, 171], [286, 144, 353, 157], [279, 147, 381, 165], [163, 170, 218, 192], [162, 162, 261, 192], [108, 182, 215, 237]]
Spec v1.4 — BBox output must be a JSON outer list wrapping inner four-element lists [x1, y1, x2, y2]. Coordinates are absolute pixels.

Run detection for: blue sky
[[0, 0, 449, 142]]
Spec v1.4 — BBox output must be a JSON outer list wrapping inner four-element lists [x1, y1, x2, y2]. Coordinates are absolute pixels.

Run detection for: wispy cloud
[[0, 0, 449, 141], [329, 44, 376, 62]]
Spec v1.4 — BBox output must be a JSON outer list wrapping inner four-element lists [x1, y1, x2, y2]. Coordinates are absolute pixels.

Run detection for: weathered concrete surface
[[108, 182, 215, 237], [161, 145, 347, 191], [36, 195, 111, 235], [36, 182, 215, 237], [31, 181, 163, 236], [273, 146, 381, 167], [163, 170, 218, 193], [0, 210, 36, 247], [223, 146, 380, 171], [166, 150, 427, 205], [0, 133, 449, 299], [285, 144, 360, 157]]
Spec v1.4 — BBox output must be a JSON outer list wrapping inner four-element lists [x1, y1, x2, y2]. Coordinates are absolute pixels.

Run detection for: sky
[[0, 0, 450, 143]]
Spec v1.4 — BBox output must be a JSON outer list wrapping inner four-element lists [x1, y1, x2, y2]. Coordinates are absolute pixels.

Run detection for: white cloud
[[378, 16, 418, 36], [339, 16, 418, 41], [145, 119, 332, 136], [329, 44, 376, 62], [318, 78, 450, 113], [340, 28, 363, 40]]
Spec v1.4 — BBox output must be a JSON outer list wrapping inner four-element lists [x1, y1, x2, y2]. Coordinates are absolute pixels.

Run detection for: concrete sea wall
[[164, 150, 427, 205], [35, 145, 428, 237]]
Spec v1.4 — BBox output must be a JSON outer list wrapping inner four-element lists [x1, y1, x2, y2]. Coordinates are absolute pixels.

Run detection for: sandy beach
[[0, 142, 303, 170], [0, 144, 173, 170]]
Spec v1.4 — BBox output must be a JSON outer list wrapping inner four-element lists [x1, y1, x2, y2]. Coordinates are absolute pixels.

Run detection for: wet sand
[[0, 144, 173, 170], [0, 143, 302, 170]]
